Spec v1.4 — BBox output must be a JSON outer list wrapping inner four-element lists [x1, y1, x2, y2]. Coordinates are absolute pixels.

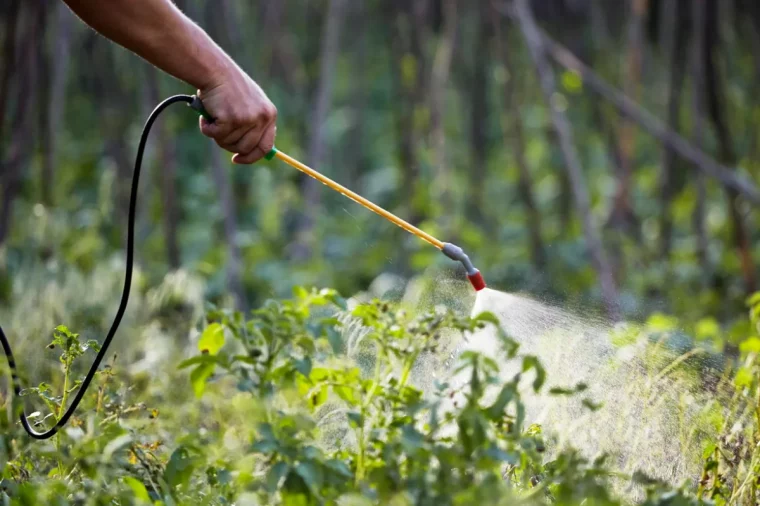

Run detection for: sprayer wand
[[189, 97, 487, 292]]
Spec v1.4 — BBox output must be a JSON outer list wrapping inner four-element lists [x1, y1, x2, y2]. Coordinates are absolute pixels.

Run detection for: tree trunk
[[469, 0, 490, 222], [146, 67, 181, 269], [430, 0, 457, 237], [0, 0, 21, 146], [658, 0, 687, 259], [344, 0, 369, 189], [691, 0, 709, 274], [389, 0, 427, 224], [514, 0, 620, 319], [41, 2, 74, 207], [492, 14, 546, 269], [292, 0, 347, 261], [610, 0, 647, 232], [0, 3, 43, 247], [210, 146, 246, 310], [703, 0, 757, 293]]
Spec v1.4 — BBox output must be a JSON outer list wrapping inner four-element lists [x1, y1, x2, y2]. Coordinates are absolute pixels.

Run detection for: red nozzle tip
[[468, 271, 486, 291]]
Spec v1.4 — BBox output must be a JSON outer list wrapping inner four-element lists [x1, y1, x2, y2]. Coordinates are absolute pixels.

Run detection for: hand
[[197, 66, 277, 164]]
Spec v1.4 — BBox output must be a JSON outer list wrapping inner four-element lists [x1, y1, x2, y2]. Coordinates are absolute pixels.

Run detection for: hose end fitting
[[441, 243, 487, 292], [468, 271, 487, 292]]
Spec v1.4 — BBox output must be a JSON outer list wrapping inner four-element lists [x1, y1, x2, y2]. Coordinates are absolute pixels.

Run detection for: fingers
[[231, 126, 265, 158], [200, 118, 248, 147], [231, 121, 277, 165], [258, 124, 277, 155], [232, 147, 266, 165]]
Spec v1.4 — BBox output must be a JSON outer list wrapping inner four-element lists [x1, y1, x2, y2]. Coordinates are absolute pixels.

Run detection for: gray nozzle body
[[441, 242, 479, 276]]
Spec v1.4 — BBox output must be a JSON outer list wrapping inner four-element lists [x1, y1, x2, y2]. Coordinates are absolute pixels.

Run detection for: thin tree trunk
[[691, 0, 709, 274], [469, 0, 490, 222], [41, 2, 74, 207], [590, 0, 610, 49], [345, 0, 368, 189], [658, 0, 687, 259], [389, 0, 427, 224], [292, 0, 347, 260], [210, 146, 246, 310], [0, 4, 43, 247], [703, 1, 756, 293], [0, 0, 21, 151], [430, 0, 457, 237], [492, 14, 546, 269], [146, 67, 181, 269], [610, 0, 647, 232], [514, 0, 620, 319], [36, 1, 50, 187]]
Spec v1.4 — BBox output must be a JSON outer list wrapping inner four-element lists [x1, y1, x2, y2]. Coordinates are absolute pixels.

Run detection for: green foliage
[[5, 287, 746, 505]]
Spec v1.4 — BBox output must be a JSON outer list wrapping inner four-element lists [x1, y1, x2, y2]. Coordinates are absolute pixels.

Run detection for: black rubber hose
[[0, 94, 196, 439]]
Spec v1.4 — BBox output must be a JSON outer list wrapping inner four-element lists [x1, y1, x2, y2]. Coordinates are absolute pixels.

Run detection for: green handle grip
[[189, 95, 214, 123], [189, 95, 277, 161]]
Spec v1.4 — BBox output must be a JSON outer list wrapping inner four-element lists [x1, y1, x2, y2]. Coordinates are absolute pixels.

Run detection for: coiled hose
[[0, 94, 196, 439]]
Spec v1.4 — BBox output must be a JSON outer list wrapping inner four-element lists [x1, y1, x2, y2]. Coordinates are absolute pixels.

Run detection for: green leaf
[[740, 336, 760, 354], [177, 355, 217, 370], [325, 327, 343, 354], [266, 462, 290, 493], [252, 439, 278, 454], [334, 385, 356, 404], [702, 442, 717, 460], [123, 476, 151, 502], [164, 446, 201, 489], [522, 355, 546, 392], [294, 357, 312, 378], [310, 386, 328, 409], [198, 323, 225, 355], [646, 313, 678, 332], [325, 459, 352, 478], [346, 411, 363, 428], [103, 433, 132, 460], [746, 292, 760, 307], [297, 337, 317, 355], [695, 318, 721, 341], [474, 311, 499, 325], [294, 461, 323, 493], [190, 362, 215, 398], [400, 426, 425, 453], [486, 383, 515, 419], [582, 398, 603, 412], [561, 70, 583, 93], [735, 367, 754, 388]]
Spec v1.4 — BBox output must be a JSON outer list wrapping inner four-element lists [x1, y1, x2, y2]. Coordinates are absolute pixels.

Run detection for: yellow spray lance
[[189, 97, 487, 292]]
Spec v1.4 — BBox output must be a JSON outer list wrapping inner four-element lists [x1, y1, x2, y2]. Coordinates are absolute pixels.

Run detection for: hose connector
[[441, 243, 487, 291]]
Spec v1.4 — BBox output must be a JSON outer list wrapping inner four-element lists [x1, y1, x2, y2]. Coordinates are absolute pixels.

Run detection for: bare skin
[[62, 0, 277, 164]]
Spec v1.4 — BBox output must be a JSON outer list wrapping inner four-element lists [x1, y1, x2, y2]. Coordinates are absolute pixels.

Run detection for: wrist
[[176, 21, 237, 91], [196, 54, 238, 92]]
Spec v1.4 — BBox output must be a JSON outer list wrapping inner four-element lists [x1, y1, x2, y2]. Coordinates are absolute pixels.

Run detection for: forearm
[[62, 0, 234, 90]]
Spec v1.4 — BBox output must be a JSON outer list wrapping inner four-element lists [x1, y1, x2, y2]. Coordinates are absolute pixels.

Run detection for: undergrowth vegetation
[[1, 285, 759, 505]]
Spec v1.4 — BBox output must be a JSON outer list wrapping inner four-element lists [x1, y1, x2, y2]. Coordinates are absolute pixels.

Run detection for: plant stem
[[356, 342, 386, 483], [56, 355, 72, 479]]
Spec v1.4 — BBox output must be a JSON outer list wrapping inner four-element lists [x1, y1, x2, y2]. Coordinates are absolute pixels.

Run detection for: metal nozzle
[[441, 243, 487, 291]]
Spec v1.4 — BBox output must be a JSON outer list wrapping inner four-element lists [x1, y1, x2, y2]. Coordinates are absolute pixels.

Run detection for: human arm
[[61, 0, 276, 163]]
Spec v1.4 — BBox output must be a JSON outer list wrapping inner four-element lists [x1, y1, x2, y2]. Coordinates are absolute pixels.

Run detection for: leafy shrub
[[4, 287, 759, 505]]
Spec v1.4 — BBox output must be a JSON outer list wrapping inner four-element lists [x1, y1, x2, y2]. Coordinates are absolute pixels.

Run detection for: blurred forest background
[[3, 0, 760, 330]]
